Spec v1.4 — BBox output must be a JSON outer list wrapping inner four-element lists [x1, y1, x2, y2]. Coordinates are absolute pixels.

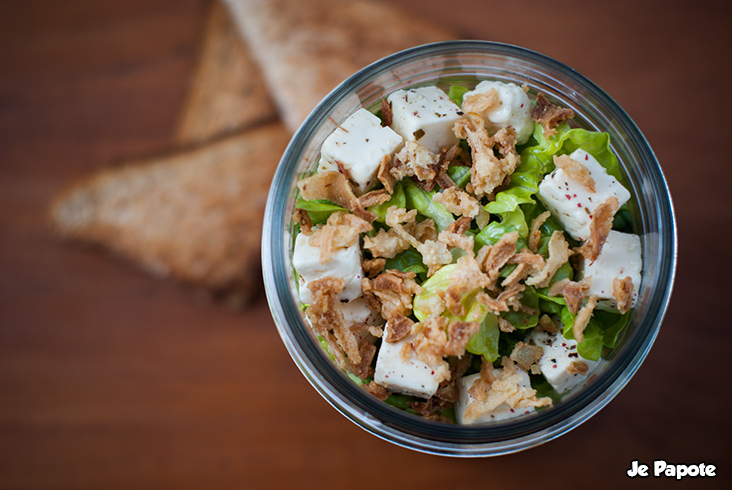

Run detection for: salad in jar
[[291, 79, 641, 424]]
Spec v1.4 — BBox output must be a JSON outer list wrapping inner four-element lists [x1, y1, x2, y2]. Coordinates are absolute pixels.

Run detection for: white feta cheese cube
[[318, 108, 403, 193], [339, 297, 383, 326], [463, 80, 533, 144], [374, 322, 449, 399], [387, 86, 463, 153], [537, 148, 631, 241], [583, 230, 642, 311], [292, 232, 364, 305], [529, 329, 600, 394], [455, 372, 536, 424]]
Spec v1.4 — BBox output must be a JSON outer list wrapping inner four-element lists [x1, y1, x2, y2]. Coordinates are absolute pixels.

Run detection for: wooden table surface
[[1, 1, 730, 488]]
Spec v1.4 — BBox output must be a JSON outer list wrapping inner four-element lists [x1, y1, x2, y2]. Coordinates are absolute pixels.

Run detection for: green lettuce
[[447, 165, 471, 188], [523, 122, 625, 181], [403, 179, 454, 231], [466, 314, 500, 362], [501, 286, 539, 330], [561, 306, 604, 361], [296, 199, 345, 224], [447, 84, 470, 107], [368, 181, 406, 222], [413, 263, 499, 361], [384, 248, 427, 276], [474, 207, 528, 248]]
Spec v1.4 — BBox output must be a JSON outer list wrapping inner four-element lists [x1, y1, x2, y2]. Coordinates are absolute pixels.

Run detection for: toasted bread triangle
[[51, 123, 289, 305], [176, 1, 278, 144], [223, 0, 458, 132]]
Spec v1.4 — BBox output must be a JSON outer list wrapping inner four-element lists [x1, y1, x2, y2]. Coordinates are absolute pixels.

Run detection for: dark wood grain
[[1, 1, 730, 488]]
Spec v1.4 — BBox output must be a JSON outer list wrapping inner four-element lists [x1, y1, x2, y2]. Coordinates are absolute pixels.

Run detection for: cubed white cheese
[[318, 108, 403, 193], [462, 80, 533, 144], [387, 86, 463, 153], [537, 149, 631, 241], [455, 372, 536, 424], [339, 297, 382, 326], [529, 329, 600, 394], [583, 230, 642, 311], [374, 322, 450, 399], [292, 232, 364, 305]]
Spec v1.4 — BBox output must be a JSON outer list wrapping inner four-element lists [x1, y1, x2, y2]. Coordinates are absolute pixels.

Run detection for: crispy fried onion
[[463, 357, 552, 424], [434, 145, 466, 190], [538, 314, 559, 334], [531, 92, 575, 138], [462, 88, 500, 119], [409, 383, 458, 420], [391, 141, 438, 183], [445, 255, 490, 317], [504, 250, 546, 288], [438, 216, 475, 256], [476, 230, 519, 289], [384, 314, 415, 343], [452, 114, 520, 198], [567, 361, 589, 375], [573, 295, 598, 343], [358, 188, 391, 208], [410, 315, 450, 370], [497, 316, 515, 333], [526, 230, 572, 288], [578, 196, 619, 263], [613, 276, 635, 314], [362, 257, 386, 278], [377, 155, 396, 194], [364, 380, 390, 401], [509, 341, 544, 371], [444, 321, 481, 357], [365, 269, 422, 322], [363, 228, 409, 259], [553, 154, 596, 192], [298, 170, 377, 221], [528, 210, 551, 252], [294, 208, 313, 235], [380, 98, 393, 127], [305, 277, 374, 379], [308, 211, 372, 264], [385, 206, 452, 275], [548, 277, 592, 315], [476, 291, 509, 315], [432, 186, 480, 218]]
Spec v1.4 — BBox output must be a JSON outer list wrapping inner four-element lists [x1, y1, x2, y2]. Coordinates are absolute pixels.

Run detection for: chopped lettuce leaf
[[474, 207, 528, 248], [296, 199, 345, 224], [447, 165, 471, 188], [384, 393, 421, 415], [594, 309, 631, 348], [530, 374, 563, 405], [403, 179, 454, 231], [560, 307, 604, 361], [384, 248, 428, 276], [466, 314, 500, 362], [368, 181, 406, 222], [501, 286, 539, 330], [612, 204, 634, 233], [524, 121, 625, 182], [447, 84, 470, 107]]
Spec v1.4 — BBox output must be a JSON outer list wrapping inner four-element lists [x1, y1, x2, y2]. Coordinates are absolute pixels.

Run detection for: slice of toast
[[51, 123, 289, 306], [223, 0, 458, 132], [176, 0, 278, 145]]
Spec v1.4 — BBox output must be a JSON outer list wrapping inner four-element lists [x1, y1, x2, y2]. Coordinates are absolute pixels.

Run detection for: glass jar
[[262, 41, 676, 456]]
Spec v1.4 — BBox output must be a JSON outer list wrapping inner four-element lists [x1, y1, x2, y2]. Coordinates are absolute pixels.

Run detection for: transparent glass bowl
[[262, 41, 676, 457]]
